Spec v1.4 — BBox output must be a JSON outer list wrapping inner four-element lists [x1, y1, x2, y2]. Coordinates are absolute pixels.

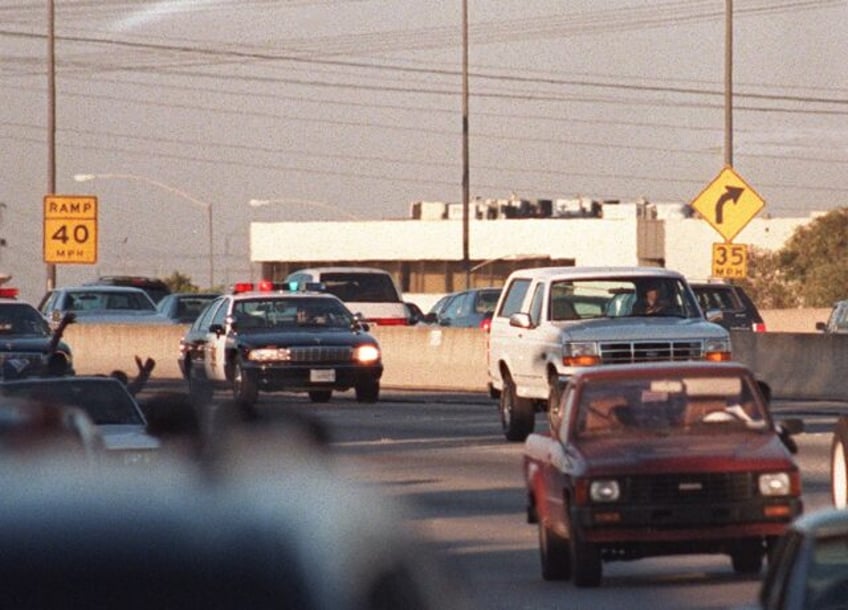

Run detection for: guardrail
[[63, 318, 848, 401]]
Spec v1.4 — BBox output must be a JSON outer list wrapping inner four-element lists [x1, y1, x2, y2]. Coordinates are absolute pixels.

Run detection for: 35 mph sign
[[43, 195, 98, 264]]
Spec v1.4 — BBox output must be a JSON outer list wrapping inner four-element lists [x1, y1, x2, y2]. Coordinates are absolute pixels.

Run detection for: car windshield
[[550, 276, 700, 320], [232, 297, 354, 331], [0, 379, 145, 426], [66, 290, 156, 312], [0, 305, 51, 336], [575, 373, 768, 439], [804, 534, 848, 607]]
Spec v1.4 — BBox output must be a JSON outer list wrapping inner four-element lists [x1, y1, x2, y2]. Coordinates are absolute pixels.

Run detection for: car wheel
[[538, 519, 571, 581], [569, 519, 601, 588], [730, 540, 764, 575], [499, 373, 535, 442], [188, 371, 213, 408], [831, 416, 848, 508], [232, 360, 258, 411], [308, 390, 332, 403], [355, 380, 380, 403]]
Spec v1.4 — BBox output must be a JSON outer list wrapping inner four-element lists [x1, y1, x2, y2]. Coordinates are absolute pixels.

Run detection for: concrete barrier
[[63, 311, 848, 401]]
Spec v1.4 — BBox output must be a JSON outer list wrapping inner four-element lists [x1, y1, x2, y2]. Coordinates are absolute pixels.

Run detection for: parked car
[[0, 375, 161, 465], [284, 267, 409, 326], [816, 300, 848, 334], [156, 292, 221, 324], [86, 275, 171, 304], [756, 508, 848, 610], [423, 287, 501, 330], [690, 280, 766, 332], [0, 298, 74, 378], [487, 266, 732, 441], [524, 361, 803, 587], [38, 285, 170, 327], [178, 282, 383, 414]]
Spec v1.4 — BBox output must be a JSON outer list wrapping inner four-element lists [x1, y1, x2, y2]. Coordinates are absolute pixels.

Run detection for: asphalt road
[[141, 382, 841, 610]]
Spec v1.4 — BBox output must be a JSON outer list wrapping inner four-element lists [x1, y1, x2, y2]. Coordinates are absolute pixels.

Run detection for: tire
[[831, 417, 848, 508], [499, 373, 535, 442], [188, 370, 213, 408], [538, 520, 571, 581], [308, 390, 332, 403], [569, 514, 601, 588], [547, 371, 563, 430], [232, 360, 258, 411], [730, 540, 764, 575], [355, 380, 380, 403]]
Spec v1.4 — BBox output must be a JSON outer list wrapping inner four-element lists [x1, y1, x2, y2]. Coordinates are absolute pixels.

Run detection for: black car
[[690, 281, 766, 332], [0, 300, 74, 378], [86, 276, 172, 304], [178, 283, 383, 414]]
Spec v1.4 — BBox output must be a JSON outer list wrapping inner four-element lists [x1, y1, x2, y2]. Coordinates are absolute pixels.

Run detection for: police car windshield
[[233, 297, 354, 330]]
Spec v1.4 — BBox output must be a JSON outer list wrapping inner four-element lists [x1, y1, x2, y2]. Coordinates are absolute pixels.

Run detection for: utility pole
[[461, 0, 470, 288], [725, 0, 733, 167], [46, 0, 57, 290]]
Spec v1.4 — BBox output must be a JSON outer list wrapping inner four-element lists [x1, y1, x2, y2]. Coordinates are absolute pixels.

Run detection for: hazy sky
[[2, 0, 846, 301]]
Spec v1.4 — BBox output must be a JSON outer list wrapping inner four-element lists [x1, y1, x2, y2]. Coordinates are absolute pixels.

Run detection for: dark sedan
[[424, 287, 501, 330]]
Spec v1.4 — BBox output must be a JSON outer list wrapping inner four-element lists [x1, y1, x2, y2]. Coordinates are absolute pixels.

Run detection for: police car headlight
[[354, 344, 380, 364], [563, 341, 601, 367], [248, 348, 292, 362], [590, 480, 620, 502], [758, 472, 790, 496]]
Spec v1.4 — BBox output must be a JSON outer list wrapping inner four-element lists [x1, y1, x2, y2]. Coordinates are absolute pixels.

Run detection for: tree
[[162, 271, 197, 293], [740, 207, 848, 308]]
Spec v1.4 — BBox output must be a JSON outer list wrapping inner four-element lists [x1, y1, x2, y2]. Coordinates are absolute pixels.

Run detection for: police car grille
[[627, 472, 753, 504], [288, 346, 353, 363], [599, 341, 703, 364]]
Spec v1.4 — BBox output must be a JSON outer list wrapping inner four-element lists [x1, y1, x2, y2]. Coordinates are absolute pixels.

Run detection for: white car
[[284, 266, 410, 326], [487, 266, 732, 441]]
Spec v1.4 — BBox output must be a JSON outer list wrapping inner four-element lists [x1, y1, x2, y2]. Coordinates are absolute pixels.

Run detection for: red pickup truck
[[523, 361, 803, 587]]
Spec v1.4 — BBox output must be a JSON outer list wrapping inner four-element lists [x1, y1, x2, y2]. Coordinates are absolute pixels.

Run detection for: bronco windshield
[[549, 276, 701, 321], [575, 373, 768, 438]]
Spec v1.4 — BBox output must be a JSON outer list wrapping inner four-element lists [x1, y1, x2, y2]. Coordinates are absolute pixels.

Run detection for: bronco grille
[[599, 340, 703, 364], [627, 472, 753, 504], [288, 346, 352, 363]]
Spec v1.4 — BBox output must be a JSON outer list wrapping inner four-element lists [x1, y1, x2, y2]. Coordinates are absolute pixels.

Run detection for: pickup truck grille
[[627, 472, 753, 504], [288, 346, 352, 363], [599, 340, 703, 364]]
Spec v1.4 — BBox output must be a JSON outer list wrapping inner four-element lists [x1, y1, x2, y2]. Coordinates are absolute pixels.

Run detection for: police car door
[[206, 298, 230, 381]]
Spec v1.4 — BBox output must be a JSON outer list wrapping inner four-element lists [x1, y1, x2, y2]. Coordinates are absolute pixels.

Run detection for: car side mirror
[[776, 418, 804, 454], [422, 313, 438, 324], [705, 308, 723, 323], [816, 321, 827, 332], [509, 312, 532, 329], [209, 323, 225, 336], [352, 313, 369, 332]]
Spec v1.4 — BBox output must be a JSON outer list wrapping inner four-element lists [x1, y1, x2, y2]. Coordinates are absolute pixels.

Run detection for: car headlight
[[563, 341, 601, 367], [247, 347, 292, 362], [590, 480, 620, 502], [354, 344, 381, 364], [758, 472, 790, 496], [704, 337, 732, 362]]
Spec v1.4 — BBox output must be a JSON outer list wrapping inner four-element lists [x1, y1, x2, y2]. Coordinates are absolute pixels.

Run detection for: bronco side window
[[496, 278, 531, 318]]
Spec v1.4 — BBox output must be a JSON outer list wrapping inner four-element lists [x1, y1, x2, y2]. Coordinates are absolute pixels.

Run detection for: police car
[[178, 281, 383, 413]]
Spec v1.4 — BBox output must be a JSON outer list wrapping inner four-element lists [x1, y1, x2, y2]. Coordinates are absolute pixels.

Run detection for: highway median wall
[[64, 307, 848, 401]]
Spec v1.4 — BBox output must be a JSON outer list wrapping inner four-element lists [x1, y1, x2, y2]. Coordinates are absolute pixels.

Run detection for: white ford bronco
[[487, 266, 732, 441]]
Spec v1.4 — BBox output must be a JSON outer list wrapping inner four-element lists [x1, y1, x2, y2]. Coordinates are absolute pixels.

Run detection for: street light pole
[[74, 173, 215, 288]]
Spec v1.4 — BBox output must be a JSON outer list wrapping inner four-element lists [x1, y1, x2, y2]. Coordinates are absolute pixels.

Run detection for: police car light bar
[[231, 281, 326, 294]]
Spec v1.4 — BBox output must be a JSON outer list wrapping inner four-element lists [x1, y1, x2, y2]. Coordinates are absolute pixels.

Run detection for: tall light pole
[[46, 0, 57, 290], [461, 0, 470, 289], [74, 173, 214, 288], [248, 198, 362, 221]]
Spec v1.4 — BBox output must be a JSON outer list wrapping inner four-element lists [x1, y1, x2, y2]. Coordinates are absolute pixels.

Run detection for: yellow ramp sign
[[691, 167, 765, 242], [43, 195, 98, 264]]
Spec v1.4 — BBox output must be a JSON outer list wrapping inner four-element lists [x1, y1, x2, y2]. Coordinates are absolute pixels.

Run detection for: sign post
[[43, 195, 98, 264]]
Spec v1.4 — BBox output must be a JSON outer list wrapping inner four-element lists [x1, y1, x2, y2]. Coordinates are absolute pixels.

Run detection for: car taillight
[[0, 287, 19, 299], [480, 318, 491, 332], [752, 322, 766, 332], [370, 317, 408, 326]]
